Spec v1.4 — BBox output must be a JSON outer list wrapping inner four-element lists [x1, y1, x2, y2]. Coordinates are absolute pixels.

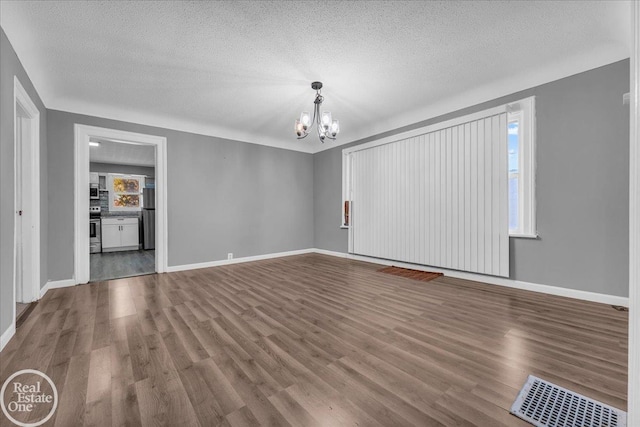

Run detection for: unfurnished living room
[[1, 1, 639, 426]]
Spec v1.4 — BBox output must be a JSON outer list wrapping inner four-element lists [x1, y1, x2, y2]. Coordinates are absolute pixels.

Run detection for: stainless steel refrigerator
[[142, 188, 155, 250]]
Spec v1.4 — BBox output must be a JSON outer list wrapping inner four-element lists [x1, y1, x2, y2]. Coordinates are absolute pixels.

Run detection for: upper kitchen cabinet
[[98, 174, 107, 190]]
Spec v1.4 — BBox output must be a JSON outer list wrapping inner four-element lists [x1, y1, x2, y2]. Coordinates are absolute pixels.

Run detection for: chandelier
[[294, 81, 340, 142]]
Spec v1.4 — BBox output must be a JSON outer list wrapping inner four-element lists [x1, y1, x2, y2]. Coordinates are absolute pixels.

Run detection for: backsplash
[[99, 190, 109, 212]]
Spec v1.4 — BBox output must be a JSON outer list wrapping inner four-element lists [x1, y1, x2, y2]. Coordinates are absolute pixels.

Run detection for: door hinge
[[18, 210, 23, 216]]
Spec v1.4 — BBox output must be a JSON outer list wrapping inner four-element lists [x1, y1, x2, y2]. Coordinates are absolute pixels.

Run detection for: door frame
[[13, 76, 41, 317], [628, 2, 639, 424], [74, 125, 168, 284]]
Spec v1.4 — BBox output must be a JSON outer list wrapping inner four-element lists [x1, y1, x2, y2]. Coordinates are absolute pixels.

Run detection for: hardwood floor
[[15, 302, 29, 319], [90, 249, 155, 282], [0, 253, 628, 426]]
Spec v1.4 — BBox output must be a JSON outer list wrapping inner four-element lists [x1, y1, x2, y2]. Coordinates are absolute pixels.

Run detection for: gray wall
[[315, 60, 630, 297], [0, 29, 48, 336], [90, 162, 155, 178], [47, 110, 314, 280]]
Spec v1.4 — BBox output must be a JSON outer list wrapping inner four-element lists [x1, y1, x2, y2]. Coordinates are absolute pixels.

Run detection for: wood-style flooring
[[90, 249, 155, 282], [0, 253, 628, 426], [15, 302, 29, 319]]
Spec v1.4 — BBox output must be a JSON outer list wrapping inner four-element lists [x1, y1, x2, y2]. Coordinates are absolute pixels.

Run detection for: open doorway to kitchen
[[13, 77, 40, 325], [89, 139, 156, 281], [74, 125, 167, 284]]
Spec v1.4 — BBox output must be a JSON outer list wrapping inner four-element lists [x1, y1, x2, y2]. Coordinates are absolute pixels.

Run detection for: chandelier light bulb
[[321, 111, 332, 130], [300, 112, 311, 129], [294, 81, 339, 143], [331, 120, 340, 136]]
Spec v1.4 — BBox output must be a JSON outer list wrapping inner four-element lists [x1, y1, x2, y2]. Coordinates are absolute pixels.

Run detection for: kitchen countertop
[[100, 212, 141, 218]]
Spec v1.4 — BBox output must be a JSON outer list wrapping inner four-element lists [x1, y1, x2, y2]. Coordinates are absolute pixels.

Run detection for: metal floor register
[[511, 375, 627, 427]]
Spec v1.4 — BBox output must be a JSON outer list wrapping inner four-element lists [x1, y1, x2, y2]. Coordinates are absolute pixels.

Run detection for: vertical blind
[[349, 111, 509, 277]]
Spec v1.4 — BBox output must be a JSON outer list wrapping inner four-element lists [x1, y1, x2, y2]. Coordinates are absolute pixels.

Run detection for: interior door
[[15, 116, 23, 303], [15, 104, 37, 303]]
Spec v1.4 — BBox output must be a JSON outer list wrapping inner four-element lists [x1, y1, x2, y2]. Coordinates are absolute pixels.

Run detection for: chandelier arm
[[317, 104, 325, 136], [310, 102, 319, 130]]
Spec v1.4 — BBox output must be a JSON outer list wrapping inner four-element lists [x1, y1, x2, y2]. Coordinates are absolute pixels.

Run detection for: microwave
[[90, 184, 99, 199]]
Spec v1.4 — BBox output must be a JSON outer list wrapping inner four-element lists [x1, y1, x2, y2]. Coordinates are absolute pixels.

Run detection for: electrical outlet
[[227, 253, 233, 260]]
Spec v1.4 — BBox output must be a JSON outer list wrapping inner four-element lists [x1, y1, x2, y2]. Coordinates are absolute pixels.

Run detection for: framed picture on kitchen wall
[[107, 173, 145, 212]]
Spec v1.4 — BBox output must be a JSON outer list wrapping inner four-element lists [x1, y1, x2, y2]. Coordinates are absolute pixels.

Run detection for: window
[[507, 97, 536, 237], [108, 174, 145, 212], [508, 119, 520, 230], [341, 97, 536, 237]]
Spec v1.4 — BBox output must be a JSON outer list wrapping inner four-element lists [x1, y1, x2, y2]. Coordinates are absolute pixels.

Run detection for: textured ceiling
[[89, 138, 155, 167], [0, 1, 631, 154]]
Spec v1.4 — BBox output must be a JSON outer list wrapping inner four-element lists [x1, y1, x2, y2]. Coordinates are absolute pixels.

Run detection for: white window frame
[[507, 96, 537, 238], [107, 173, 145, 212]]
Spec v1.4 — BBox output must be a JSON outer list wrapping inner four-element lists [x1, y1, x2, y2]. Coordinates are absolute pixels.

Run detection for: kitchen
[[89, 138, 156, 281]]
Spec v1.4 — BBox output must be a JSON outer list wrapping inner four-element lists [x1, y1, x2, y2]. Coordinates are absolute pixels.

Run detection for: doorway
[[13, 77, 41, 325], [74, 125, 167, 284], [89, 140, 156, 281]]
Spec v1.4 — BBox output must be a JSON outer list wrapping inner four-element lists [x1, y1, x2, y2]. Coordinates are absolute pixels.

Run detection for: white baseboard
[[1, 322, 16, 352], [314, 248, 350, 258], [40, 278, 77, 299], [166, 248, 316, 273], [313, 249, 629, 307]]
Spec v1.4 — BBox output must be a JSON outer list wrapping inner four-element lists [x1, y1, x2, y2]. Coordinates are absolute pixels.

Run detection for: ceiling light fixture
[[295, 81, 340, 143]]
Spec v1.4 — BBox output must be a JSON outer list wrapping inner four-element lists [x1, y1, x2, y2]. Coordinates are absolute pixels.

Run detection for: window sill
[[509, 233, 538, 239]]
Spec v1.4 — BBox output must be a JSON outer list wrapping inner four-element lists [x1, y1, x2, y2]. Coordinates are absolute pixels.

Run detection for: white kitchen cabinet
[[120, 223, 139, 247], [90, 172, 99, 184], [101, 223, 121, 249], [101, 217, 139, 252]]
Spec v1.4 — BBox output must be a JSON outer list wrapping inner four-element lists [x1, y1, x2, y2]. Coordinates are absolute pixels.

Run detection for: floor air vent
[[511, 375, 626, 427]]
